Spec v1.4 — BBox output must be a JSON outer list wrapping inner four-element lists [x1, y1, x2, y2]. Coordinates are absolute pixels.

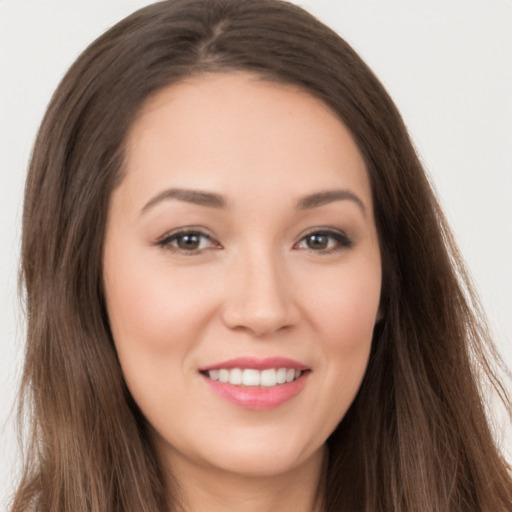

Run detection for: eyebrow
[[296, 189, 366, 215], [140, 187, 366, 216], [140, 188, 226, 214]]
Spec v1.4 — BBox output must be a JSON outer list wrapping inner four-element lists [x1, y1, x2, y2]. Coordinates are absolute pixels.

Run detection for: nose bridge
[[222, 241, 296, 336]]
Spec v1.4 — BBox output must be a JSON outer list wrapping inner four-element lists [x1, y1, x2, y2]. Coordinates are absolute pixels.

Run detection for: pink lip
[[198, 357, 309, 371], [201, 373, 309, 410], [199, 357, 311, 410]]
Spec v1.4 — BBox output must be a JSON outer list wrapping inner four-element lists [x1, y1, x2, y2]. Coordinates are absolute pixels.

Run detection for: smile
[[199, 357, 311, 410], [204, 368, 303, 387]]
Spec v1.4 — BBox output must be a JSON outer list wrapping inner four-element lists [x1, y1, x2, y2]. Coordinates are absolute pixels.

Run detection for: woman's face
[[103, 73, 382, 478]]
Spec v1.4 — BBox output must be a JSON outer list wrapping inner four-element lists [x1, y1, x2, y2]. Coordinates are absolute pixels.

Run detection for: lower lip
[[202, 373, 309, 410]]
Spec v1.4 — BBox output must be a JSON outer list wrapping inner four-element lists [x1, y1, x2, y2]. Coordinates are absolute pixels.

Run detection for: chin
[[197, 453, 323, 482], [153, 424, 324, 479], [211, 446, 316, 477]]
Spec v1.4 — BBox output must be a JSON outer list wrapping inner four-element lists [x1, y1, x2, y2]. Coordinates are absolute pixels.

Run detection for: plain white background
[[1, 0, 511, 507]]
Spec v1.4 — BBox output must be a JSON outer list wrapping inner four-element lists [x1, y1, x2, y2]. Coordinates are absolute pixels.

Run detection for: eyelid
[[154, 226, 222, 254], [153, 226, 354, 255], [293, 227, 354, 253]]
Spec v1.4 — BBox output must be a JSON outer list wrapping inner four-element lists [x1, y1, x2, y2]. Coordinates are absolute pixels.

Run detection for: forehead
[[121, 72, 372, 213]]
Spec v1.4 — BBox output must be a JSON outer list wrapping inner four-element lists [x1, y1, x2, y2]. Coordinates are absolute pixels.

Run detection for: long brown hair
[[13, 0, 512, 510]]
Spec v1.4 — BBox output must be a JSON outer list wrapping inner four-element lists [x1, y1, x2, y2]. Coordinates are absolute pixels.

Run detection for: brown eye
[[157, 230, 220, 254], [295, 230, 353, 253], [305, 233, 330, 250], [176, 233, 202, 250]]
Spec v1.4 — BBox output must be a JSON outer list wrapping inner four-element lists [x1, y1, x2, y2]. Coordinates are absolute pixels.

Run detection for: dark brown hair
[[13, 0, 512, 511]]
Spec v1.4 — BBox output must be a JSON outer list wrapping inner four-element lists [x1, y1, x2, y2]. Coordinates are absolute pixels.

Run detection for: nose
[[221, 247, 299, 337]]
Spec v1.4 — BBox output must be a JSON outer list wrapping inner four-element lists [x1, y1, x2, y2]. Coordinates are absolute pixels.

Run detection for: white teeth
[[206, 367, 304, 387], [229, 368, 242, 385], [242, 369, 260, 386], [260, 368, 276, 387], [276, 368, 287, 384]]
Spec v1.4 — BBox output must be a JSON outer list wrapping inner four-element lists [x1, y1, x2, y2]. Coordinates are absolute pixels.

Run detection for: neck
[[163, 446, 327, 512]]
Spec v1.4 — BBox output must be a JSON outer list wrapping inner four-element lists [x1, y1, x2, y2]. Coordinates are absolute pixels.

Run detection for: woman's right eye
[[156, 230, 221, 254]]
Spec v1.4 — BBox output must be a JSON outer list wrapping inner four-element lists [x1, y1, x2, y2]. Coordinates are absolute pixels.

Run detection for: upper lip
[[198, 357, 310, 371]]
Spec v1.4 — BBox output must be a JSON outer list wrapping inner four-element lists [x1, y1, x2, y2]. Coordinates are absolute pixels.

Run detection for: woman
[[11, 0, 512, 511]]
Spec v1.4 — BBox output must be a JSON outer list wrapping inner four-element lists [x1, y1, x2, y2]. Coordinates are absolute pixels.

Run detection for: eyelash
[[155, 228, 353, 256], [155, 229, 220, 256], [294, 229, 354, 254]]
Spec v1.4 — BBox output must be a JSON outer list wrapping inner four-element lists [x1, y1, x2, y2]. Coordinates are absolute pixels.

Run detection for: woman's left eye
[[156, 230, 220, 254], [295, 230, 353, 253]]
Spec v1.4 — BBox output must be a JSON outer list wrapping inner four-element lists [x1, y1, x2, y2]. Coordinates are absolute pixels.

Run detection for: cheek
[[304, 259, 380, 422], [104, 251, 216, 356], [103, 254, 214, 421], [307, 258, 381, 345], [103, 248, 225, 414]]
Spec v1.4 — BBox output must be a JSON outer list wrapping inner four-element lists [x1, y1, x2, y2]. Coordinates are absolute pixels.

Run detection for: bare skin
[[103, 72, 381, 512], [166, 444, 327, 512]]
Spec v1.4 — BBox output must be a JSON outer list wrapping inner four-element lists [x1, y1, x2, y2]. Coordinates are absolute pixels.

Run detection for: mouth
[[198, 357, 311, 409], [200, 367, 305, 387]]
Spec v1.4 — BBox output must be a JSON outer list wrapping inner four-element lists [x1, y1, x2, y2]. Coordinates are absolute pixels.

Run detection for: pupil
[[178, 234, 200, 250], [308, 234, 328, 249]]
